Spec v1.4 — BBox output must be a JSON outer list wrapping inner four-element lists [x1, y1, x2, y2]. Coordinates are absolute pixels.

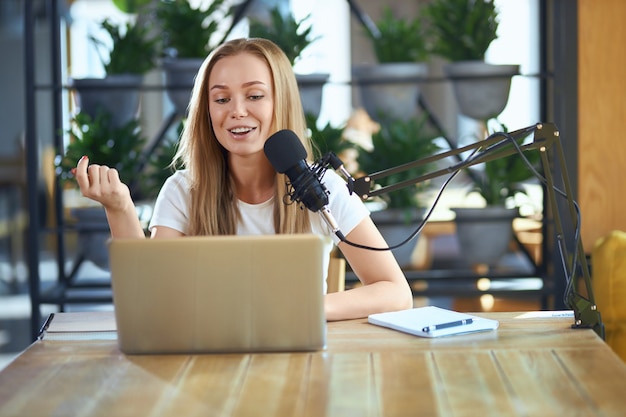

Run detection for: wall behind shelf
[[578, 0, 626, 249]]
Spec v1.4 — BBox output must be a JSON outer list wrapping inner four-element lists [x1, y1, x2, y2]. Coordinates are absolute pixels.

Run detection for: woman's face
[[207, 52, 275, 158]]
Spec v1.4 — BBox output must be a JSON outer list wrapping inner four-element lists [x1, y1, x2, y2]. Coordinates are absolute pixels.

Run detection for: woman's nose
[[230, 98, 248, 118]]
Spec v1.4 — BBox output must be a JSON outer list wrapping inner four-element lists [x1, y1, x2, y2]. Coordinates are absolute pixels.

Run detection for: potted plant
[[57, 110, 148, 270], [352, 6, 430, 121], [69, 16, 159, 128], [305, 114, 350, 155], [155, 0, 229, 115], [451, 121, 541, 269], [248, 6, 328, 120], [356, 115, 440, 268], [138, 121, 183, 200], [422, 0, 519, 121]]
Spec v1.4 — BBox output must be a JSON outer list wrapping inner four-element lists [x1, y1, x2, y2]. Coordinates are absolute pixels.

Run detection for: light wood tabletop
[[0, 311, 624, 417]]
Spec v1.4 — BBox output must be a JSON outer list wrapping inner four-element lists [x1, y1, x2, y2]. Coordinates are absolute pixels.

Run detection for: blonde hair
[[173, 38, 312, 236]]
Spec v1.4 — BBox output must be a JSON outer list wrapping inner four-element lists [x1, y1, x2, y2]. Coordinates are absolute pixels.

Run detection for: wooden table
[[0, 311, 625, 416]]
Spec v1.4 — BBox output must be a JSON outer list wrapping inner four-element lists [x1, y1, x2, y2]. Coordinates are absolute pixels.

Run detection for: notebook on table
[[368, 306, 499, 338], [108, 234, 329, 354]]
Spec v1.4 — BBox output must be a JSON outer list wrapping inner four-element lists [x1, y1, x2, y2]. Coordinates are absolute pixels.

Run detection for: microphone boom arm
[[353, 122, 604, 338]]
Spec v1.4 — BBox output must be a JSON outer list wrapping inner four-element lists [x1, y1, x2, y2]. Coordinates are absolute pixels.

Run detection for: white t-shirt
[[148, 169, 371, 291]]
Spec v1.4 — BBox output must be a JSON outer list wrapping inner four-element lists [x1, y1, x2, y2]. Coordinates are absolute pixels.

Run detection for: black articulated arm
[[353, 122, 604, 339]]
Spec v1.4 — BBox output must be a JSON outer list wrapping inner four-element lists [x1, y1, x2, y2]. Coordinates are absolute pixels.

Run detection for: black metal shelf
[[23, 0, 571, 341], [39, 280, 113, 305]]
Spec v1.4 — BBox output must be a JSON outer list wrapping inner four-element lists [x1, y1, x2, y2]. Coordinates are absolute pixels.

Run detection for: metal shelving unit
[[23, 0, 575, 341]]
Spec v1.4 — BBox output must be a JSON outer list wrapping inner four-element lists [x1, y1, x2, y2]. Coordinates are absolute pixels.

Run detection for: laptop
[[108, 234, 329, 354]]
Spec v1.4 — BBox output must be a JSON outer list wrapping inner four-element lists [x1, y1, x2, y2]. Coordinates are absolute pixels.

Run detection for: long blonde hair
[[173, 38, 312, 236]]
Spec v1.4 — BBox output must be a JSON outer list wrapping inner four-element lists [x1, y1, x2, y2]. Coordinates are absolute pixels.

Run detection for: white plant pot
[[452, 206, 519, 267], [444, 61, 519, 121], [162, 57, 204, 116], [296, 73, 329, 120], [69, 74, 143, 128], [352, 62, 428, 121], [70, 206, 111, 271], [371, 208, 425, 269]]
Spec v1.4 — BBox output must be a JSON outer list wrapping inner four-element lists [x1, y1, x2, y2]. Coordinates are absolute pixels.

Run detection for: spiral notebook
[[368, 306, 499, 338]]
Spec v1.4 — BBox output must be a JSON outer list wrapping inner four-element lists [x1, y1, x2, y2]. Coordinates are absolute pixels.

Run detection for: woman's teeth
[[230, 127, 253, 134]]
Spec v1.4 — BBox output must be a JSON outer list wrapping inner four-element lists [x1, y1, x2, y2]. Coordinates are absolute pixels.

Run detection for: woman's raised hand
[[73, 155, 133, 212]]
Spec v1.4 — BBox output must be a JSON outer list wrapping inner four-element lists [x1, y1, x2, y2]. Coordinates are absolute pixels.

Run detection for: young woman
[[74, 38, 413, 320]]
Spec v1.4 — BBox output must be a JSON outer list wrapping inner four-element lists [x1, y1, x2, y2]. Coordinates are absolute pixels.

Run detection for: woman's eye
[[249, 94, 264, 101], [214, 97, 229, 104]]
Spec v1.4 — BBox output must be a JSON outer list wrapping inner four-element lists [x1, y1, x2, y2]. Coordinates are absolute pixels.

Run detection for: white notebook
[[368, 306, 499, 338]]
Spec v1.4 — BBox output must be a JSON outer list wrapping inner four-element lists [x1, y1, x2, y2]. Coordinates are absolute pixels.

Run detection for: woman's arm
[[74, 155, 144, 239], [324, 216, 413, 321]]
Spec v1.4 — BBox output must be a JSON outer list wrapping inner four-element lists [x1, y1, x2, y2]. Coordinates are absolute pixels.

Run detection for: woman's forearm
[[324, 280, 413, 321], [104, 203, 146, 239]]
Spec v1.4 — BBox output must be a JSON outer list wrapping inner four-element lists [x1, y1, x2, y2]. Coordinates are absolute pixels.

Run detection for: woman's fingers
[[106, 167, 121, 184], [87, 163, 102, 187], [74, 155, 91, 191], [73, 156, 127, 206]]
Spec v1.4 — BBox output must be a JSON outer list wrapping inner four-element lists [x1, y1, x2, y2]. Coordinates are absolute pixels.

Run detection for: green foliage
[[112, 0, 151, 13], [248, 7, 318, 66], [91, 19, 159, 75], [139, 122, 183, 199], [470, 121, 541, 206], [366, 6, 429, 63], [357, 116, 440, 209], [156, 0, 228, 59], [57, 111, 146, 189], [305, 114, 353, 160], [423, 0, 499, 61]]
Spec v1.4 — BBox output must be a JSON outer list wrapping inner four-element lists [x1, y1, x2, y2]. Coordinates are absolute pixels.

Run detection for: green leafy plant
[[357, 115, 440, 209], [156, 0, 228, 59], [139, 122, 183, 199], [112, 0, 151, 13], [468, 121, 541, 206], [57, 110, 146, 191], [248, 7, 318, 66], [305, 114, 353, 159], [423, 0, 499, 61], [365, 6, 429, 63], [90, 18, 159, 75]]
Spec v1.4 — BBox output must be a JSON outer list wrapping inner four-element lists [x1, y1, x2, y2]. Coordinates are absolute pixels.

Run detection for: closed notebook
[[108, 234, 329, 354], [368, 306, 499, 338]]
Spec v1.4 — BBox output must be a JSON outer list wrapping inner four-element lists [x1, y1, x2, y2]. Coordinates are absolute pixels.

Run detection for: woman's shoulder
[[163, 170, 191, 188], [322, 169, 347, 190], [156, 170, 192, 199]]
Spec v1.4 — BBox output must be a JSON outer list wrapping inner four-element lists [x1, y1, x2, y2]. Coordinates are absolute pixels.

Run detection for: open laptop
[[108, 234, 329, 354]]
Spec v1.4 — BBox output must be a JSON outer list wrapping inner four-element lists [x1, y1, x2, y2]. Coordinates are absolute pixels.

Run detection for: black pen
[[422, 318, 473, 333], [38, 313, 56, 340]]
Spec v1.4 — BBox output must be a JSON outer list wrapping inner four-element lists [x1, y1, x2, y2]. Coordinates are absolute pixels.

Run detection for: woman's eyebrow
[[209, 84, 227, 92], [209, 80, 267, 91]]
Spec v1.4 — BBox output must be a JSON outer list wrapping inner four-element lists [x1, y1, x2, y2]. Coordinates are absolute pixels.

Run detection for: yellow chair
[[592, 230, 626, 362], [326, 257, 346, 294]]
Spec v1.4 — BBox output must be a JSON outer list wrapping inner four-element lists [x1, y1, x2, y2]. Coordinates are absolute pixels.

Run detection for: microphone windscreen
[[264, 130, 307, 173]]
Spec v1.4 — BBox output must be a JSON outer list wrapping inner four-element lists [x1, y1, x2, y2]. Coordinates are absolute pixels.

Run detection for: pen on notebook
[[38, 313, 56, 340], [422, 318, 473, 333]]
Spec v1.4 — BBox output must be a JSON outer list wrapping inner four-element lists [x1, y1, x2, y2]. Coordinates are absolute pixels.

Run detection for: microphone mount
[[353, 122, 604, 339], [284, 152, 356, 208]]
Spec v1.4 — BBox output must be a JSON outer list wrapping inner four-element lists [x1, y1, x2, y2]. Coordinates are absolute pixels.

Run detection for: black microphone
[[264, 130, 344, 239]]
